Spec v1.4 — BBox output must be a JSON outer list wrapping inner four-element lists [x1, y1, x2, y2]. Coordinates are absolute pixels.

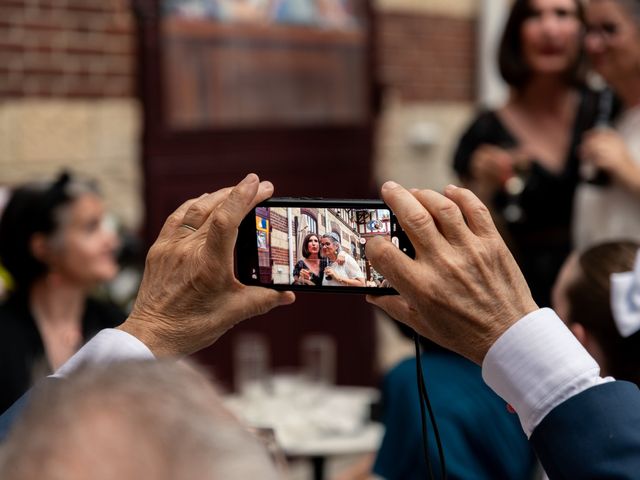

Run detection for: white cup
[[233, 333, 270, 397]]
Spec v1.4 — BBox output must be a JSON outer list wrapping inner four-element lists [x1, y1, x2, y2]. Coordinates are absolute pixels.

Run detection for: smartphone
[[236, 198, 414, 294]]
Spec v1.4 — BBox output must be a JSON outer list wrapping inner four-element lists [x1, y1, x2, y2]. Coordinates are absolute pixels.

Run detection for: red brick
[[0, 0, 134, 99], [376, 11, 476, 102]]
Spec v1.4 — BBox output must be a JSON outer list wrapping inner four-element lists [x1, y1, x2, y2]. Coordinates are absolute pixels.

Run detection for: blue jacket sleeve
[[0, 390, 31, 442], [531, 381, 640, 479]]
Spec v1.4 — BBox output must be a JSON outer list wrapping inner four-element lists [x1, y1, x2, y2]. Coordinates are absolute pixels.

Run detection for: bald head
[[0, 360, 279, 480]]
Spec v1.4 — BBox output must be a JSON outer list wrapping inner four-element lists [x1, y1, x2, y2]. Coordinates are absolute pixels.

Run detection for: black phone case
[[236, 198, 414, 295]]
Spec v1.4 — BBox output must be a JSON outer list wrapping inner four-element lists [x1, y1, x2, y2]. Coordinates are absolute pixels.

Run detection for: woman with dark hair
[[453, 0, 600, 307], [0, 172, 125, 413], [553, 241, 640, 386], [292, 232, 325, 285], [573, 0, 640, 250]]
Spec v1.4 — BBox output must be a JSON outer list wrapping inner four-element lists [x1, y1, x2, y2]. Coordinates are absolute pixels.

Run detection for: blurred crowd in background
[[2, 0, 640, 478]]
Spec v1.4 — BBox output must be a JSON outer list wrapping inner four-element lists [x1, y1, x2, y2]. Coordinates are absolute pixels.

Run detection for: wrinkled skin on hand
[[365, 182, 538, 364], [118, 174, 295, 357]]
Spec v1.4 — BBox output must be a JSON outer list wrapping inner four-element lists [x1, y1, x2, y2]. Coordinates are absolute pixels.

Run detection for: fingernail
[[260, 181, 274, 191], [409, 188, 419, 193], [382, 181, 399, 191], [444, 184, 458, 194], [198, 193, 209, 199], [241, 173, 259, 185], [279, 292, 295, 305]]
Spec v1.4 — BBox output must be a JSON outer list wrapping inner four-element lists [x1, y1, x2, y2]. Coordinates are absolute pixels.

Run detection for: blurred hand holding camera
[[469, 144, 515, 198], [365, 182, 538, 364], [324, 266, 338, 282], [297, 268, 315, 285], [580, 128, 639, 190], [119, 174, 295, 357]]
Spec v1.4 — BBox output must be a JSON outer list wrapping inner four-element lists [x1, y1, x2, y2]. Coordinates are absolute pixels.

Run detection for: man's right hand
[[118, 174, 295, 357], [365, 182, 538, 364]]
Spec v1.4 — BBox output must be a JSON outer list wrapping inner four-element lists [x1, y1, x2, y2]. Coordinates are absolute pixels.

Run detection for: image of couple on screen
[[292, 232, 365, 287]]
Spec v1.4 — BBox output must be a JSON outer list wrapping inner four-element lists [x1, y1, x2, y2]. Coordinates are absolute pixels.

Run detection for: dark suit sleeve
[[531, 381, 640, 479], [0, 390, 31, 442], [0, 377, 63, 443]]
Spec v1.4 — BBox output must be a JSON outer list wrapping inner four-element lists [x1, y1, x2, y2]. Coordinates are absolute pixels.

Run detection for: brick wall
[[0, 0, 135, 98], [271, 246, 289, 266], [270, 210, 288, 233], [0, 1, 141, 229], [0, 1, 480, 230], [377, 11, 476, 102]]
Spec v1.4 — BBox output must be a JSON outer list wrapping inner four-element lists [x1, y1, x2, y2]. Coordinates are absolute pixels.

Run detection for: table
[[225, 382, 383, 480]]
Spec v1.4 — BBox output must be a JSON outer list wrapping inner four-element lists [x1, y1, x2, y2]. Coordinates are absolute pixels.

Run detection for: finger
[[236, 287, 296, 319], [179, 187, 233, 235], [366, 236, 419, 297], [443, 185, 496, 238], [206, 174, 272, 255], [156, 197, 203, 243], [380, 181, 444, 252], [412, 189, 471, 247]]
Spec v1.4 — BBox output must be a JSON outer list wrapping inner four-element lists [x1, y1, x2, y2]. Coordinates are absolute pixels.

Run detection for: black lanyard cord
[[414, 333, 448, 480]]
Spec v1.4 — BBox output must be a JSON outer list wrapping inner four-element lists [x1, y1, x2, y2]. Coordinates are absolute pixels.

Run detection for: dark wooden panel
[[135, 0, 379, 388], [163, 19, 369, 128], [194, 294, 377, 391]]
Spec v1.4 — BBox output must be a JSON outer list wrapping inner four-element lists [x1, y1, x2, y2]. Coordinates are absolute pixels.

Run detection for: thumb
[[366, 295, 423, 332], [366, 237, 418, 296], [241, 287, 296, 318]]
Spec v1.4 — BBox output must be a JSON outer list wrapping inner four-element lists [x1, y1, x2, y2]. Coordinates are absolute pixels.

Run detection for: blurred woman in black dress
[[453, 0, 601, 306]]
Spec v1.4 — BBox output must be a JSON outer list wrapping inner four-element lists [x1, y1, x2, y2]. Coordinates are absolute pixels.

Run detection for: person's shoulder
[[345, 253, 358, 264], [0, 295, 30, 332], [462, 109, 502, 133], [387, 355, 417, 378], [386, 352, 488, 399], [454, 108, 508, 172], [383, 356, 422, 392], [385, 353, 474, 386]]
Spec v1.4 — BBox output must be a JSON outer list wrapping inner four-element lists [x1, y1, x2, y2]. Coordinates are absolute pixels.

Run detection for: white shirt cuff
[[52, 328, 155, 378], [482, 308, 613, 437]]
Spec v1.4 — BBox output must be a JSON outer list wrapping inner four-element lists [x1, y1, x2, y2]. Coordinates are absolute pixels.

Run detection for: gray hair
[[321, 232, 341, 252], [0, 360, 279, 480]]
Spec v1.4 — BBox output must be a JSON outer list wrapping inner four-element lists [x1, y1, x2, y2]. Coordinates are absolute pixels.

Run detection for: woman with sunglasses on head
[[573, 0, 640, 250], [453, 0, 600, 308], [320, 232, 365, 287], [0, 172, 125, 413]]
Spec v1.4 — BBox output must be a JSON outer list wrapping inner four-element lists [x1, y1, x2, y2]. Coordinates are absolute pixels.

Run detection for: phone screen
[[237, 201, 410, 293]]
